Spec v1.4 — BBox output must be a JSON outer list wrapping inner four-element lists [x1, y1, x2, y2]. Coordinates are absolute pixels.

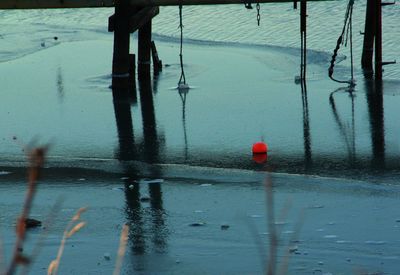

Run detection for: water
[[0, 1, 399, 77], [0, 3, 400, 274], [0, 3, 399, 181]]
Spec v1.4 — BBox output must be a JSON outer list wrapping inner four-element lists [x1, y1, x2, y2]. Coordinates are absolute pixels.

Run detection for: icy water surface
[[0, 0, 399, 78], [0, 2, 399, 274], [1, 166, 400, 274]]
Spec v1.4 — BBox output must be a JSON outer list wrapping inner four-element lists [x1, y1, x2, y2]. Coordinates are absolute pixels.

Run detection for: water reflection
[[123, 178, 167, 256], [365, 80, 385, 170], [112, 68, 392, 182], [112, 72, 168, 268], [138, 70, 160, 165], [329, 86, 356, 165], [113, 99, 135, 161], [178, 87, 189, 160], [295, 78, 388, 178], [300, 79, 312, 170], [56, 67, 64, 102]]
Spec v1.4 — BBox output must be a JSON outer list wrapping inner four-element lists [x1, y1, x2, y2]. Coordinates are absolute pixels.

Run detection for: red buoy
[[252, 142, 268, 154]]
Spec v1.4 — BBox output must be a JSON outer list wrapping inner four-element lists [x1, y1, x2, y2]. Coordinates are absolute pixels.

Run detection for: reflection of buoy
[[252, 142, 268, 154], [253, 153, 268, 164]]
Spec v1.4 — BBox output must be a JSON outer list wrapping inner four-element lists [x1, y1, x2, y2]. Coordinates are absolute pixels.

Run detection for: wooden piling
[[138, 20, 152, 76], [374, 0, 383, 80], [111, 0, 132, 92], [361, 0, 375, 74]]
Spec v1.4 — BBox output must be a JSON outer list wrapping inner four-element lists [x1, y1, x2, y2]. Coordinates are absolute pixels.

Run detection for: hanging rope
[[178, 4, 187, 87], [328, 0, 355, 86]]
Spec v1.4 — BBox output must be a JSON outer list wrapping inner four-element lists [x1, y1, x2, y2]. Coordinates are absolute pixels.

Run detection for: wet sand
[[0, 38, 400, 274]]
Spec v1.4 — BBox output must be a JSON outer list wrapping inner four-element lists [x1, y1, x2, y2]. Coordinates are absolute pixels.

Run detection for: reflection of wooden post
[[128, 54, 137, 101], [111, 0, 131, 92], [365, 80, 385, 169], [138, 21, 152, 76], [374, 0, 382, 80], [361, 0, 375, 73]]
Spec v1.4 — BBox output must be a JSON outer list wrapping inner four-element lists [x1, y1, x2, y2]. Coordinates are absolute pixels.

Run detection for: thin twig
[[6, 147, 47, 275]]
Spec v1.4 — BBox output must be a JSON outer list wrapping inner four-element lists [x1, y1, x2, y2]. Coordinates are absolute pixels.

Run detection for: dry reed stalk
[[113, 224, 130, 275], [6, 147, 47, 275], [0, 238, 4, 274], [20, 198, 64, 275], [47, 207, 87, 275], [265, 176, 278, 275], [277, 209, 305, 275], [264, 176, 305, 275]]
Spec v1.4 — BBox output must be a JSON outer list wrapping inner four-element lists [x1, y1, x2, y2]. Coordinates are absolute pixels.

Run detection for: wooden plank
[[0, 0, 331, 9]]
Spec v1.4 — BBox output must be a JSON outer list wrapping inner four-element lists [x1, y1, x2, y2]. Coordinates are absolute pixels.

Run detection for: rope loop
[[328, 0, 355, 86]]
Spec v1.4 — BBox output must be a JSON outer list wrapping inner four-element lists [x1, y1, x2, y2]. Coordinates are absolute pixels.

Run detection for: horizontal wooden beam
[[0, 0, 329, 9], [133, 0, 327, 6], [108, 7, 160, 33], [0, 0, 114, 9]]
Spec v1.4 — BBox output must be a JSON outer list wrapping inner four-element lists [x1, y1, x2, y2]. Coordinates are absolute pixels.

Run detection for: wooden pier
[[0, 0, 395, 96]]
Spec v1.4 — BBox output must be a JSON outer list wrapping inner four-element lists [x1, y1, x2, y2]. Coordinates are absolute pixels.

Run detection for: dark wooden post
[[138, 20, 152, 77], [151, 41, 163, 72], [374, 0, 383, 80], [361, 0, 375, 73], [111, 0, 132, 94]]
